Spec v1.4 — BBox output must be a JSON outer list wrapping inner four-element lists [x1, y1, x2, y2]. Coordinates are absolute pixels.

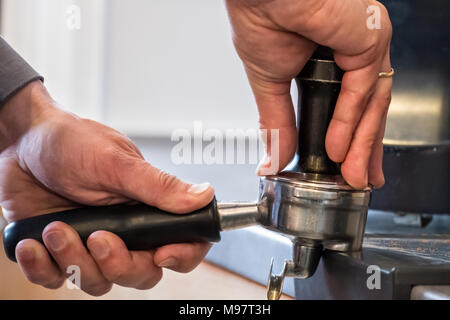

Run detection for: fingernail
[[45, 231, 66, 252], [17, 244, 35, 262], [89, 239, 110, 260], [158, 257, 178, 268], [188, 182, 211, 195]]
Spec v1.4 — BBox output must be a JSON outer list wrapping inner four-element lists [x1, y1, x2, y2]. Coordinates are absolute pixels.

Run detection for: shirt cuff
[[0, 36, 44, 107]]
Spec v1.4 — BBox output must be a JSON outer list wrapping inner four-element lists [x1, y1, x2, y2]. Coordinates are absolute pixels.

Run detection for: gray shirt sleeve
[[0, 36, 43, 106]]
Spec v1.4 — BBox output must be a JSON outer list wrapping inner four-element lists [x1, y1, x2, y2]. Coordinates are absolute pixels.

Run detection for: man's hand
[[226, 0, 392, 189], [0, 81, 214, 295]]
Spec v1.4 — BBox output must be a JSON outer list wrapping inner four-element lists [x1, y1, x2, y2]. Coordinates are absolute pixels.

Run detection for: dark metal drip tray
[[294, 238, 450, 300], [294, 211, 450, 300]]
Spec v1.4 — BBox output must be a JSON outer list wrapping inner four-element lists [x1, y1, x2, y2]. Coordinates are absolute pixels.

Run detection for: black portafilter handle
[[294, 46, 344, 175], [3, 199, 221, 262]]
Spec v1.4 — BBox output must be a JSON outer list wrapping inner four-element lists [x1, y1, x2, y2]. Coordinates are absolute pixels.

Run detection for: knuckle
[[26, 272, 50, 285], [177, 266, 196, 274], [25, 268, 62, 288], [364, 40, 380, 63], [84, 281, 112, 297], [374, 93, 392, 108], [177, 258, 204, 273], [106, 269, 124, 283], [136, 270, 163, 290], [341, 87, 369, 107], [331, 115, 354, 129], [101, 146, 128, 166], [363, 135, 378, 149], [157, 170, 180, 192], [43, 277, 65, 290], [98, 145, 131, 168], [104, 265, 129, 284], [100, 143, 139, 172], [99, 146, 137, 189], [384, 17, 393, 37], [377, 3, 393, 31]]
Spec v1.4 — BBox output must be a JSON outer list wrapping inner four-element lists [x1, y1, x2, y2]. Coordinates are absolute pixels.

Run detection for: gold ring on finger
[[378, 68, 395, 78]]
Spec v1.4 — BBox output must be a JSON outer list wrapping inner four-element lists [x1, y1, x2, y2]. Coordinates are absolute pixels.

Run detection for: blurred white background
[[1, 0, 260, 136]]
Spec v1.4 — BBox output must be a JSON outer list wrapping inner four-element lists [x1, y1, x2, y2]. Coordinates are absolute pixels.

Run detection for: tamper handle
[[295, 46, 344, 175]]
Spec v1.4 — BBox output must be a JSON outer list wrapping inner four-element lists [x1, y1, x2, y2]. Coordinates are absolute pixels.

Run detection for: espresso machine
[[3, 0, 450, 300]]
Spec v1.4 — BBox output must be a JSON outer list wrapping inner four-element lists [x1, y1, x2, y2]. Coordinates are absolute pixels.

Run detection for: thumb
[[113, 159, 214, 213], [247, 73, 297, 176]]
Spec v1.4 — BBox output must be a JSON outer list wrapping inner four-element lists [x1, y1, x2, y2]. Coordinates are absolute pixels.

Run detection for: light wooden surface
[[0, 236, 292, 300]]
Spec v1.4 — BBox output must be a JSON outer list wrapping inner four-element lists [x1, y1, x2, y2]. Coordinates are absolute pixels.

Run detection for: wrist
[[0, 80, 58, 151]]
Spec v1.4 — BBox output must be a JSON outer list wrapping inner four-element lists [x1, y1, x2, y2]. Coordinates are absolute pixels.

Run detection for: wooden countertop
[[0, 236, 292, 300]]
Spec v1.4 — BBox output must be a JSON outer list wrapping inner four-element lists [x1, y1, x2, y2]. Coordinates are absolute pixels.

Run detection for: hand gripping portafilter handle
[[3, 199, 221, 262], [294, 46, 344, 175]]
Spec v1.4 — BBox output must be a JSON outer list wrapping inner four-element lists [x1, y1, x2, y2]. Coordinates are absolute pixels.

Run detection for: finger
[[15, 239, 65, 289], [42, 221, 112, 296], [245, 73, 297, 176], [325, 64, 379, 163], [108, 156, 214, 213], [153, 242, 212, 273], [341, 76, 392, 189], [367, 110, 388, 188], [87, 231, 162, 290], [367, 51, 392, 188]]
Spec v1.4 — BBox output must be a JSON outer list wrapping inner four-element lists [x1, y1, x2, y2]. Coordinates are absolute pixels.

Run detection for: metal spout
[[267, 243, 323, 300]]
